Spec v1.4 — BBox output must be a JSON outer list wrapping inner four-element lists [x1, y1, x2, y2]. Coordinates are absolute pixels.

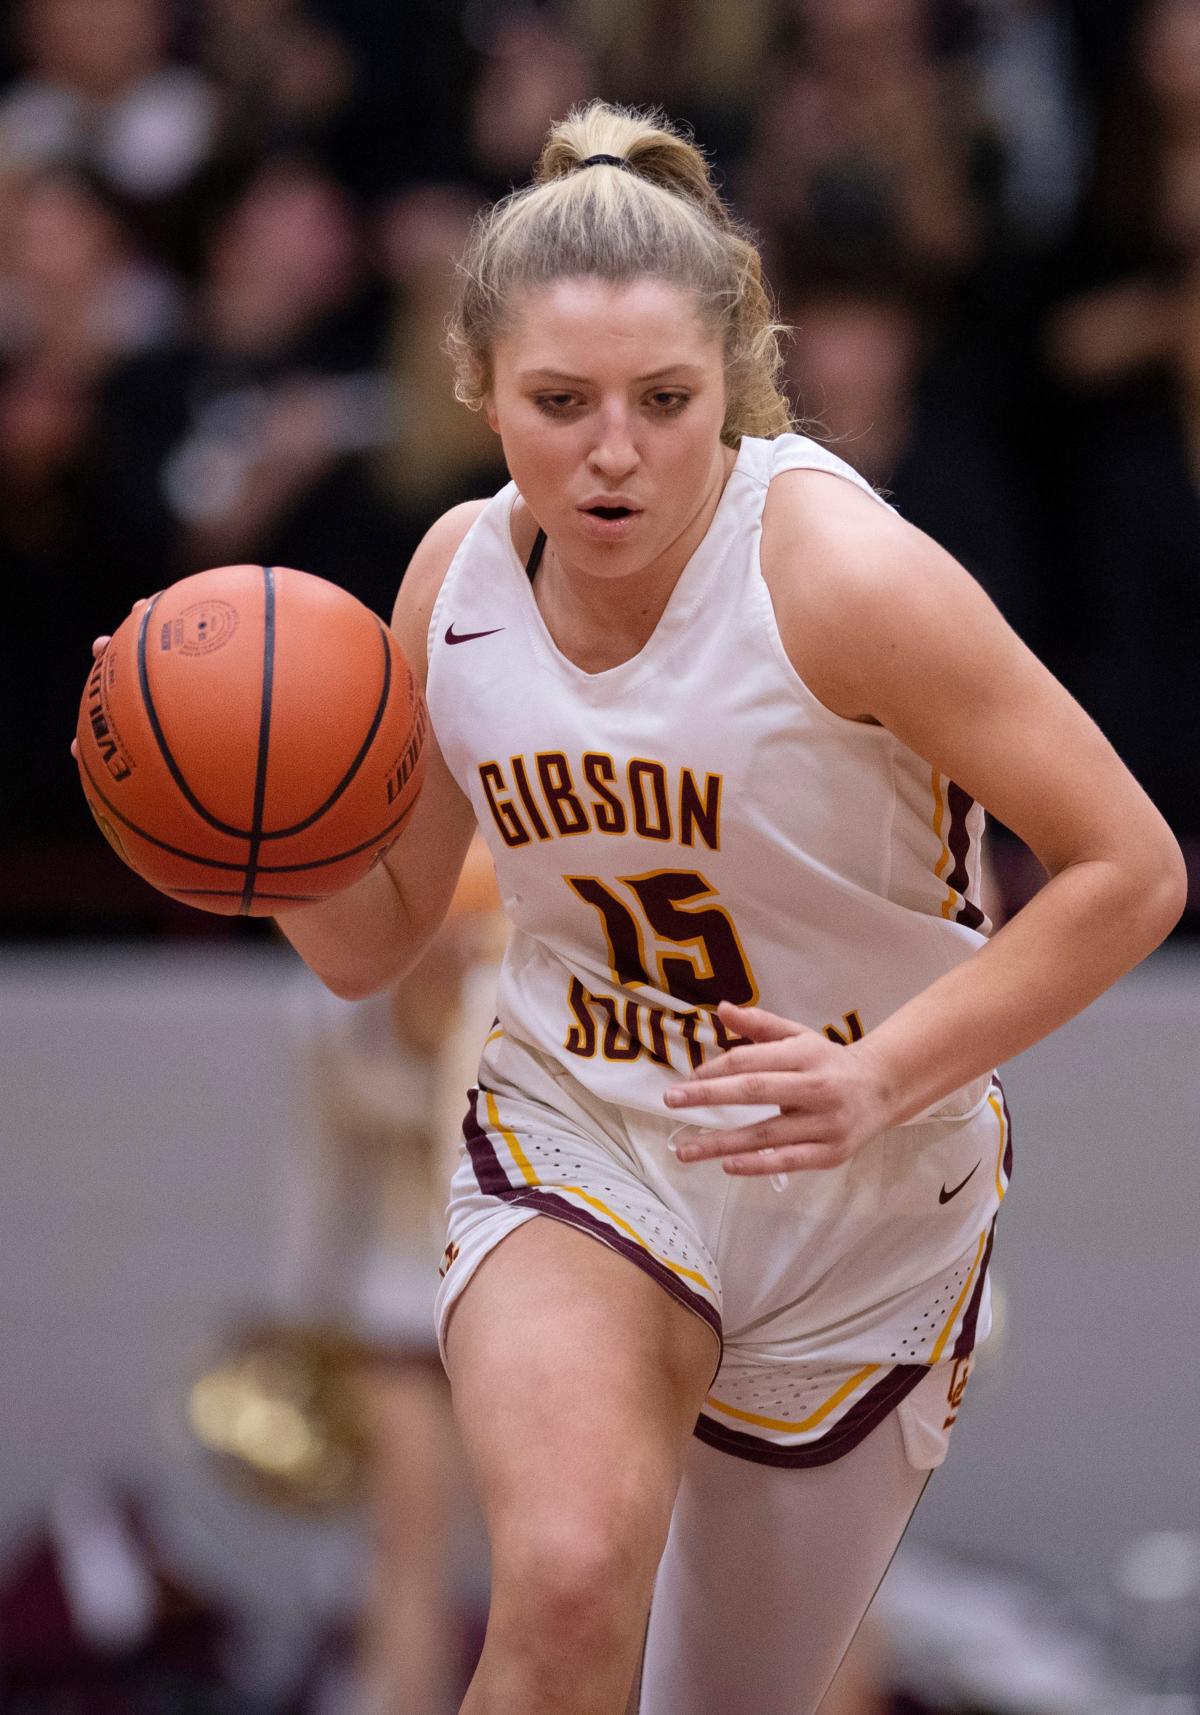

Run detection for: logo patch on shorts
[[943, 1354, 972, 1428]]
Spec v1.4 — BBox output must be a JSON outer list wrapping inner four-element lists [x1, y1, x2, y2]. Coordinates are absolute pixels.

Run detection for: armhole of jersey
[[768, 436, 892, 508], [425, 493, 508, 671]]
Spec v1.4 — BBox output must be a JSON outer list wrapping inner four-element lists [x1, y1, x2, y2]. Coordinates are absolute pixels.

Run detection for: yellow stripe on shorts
[[705, 1363, 881, 1435], [481, 1090, 714, 1295], [989, 1091, 1009, 1202]]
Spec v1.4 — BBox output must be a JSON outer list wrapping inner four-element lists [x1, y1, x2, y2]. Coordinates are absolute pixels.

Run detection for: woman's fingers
[[724, 1143, 850, 1176], [672, 1113, 833, 1160], [667, 1070, 817, 1111], [716, 1000, 808, 1042], [90, 595, 148, 660], [77, 597, 147, 752], [683, 1037, 814, 1082]]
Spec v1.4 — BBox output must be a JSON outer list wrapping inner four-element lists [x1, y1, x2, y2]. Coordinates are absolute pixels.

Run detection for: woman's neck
[[518, 444, 737, 672]]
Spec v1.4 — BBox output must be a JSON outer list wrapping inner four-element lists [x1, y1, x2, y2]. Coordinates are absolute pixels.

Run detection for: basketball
[[75, 565, 428, 916]]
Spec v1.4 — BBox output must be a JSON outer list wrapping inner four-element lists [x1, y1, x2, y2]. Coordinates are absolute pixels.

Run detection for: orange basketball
[[75, 564, 427, 915]]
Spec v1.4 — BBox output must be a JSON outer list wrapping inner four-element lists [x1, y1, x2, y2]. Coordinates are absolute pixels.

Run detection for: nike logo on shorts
[[939, 1161, 981, 1204], [445, 623, 504, 645]]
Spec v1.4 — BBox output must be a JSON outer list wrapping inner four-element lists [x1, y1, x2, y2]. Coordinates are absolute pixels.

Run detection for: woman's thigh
[[445, 1212, 719, 1502], [445, 1215, 719, 1671], [637, 1409, 930, 1715]]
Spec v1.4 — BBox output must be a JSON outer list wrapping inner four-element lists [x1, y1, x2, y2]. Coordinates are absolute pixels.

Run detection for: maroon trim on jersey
[[460, 1089, 724, 1352], [693, 1362, 928, 1468], [946, 782, 986, 931]]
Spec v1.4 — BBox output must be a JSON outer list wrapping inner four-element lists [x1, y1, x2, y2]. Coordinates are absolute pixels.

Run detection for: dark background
[[1, 0, 1197, 938]]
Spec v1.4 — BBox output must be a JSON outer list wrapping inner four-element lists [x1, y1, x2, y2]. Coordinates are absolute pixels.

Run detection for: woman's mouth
[[578, 503, 642, 538]]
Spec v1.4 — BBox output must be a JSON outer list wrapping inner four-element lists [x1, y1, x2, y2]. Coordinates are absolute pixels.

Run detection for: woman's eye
[[649, 391, 689, 414], [534, 394, 578, 415]]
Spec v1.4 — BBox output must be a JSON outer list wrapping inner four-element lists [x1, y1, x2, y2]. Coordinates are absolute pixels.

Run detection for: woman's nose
[[587, 406, 639, 477]]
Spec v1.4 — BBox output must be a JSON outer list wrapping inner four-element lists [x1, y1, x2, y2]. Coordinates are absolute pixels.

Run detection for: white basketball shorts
[[435, 1029, 1011, 1467]]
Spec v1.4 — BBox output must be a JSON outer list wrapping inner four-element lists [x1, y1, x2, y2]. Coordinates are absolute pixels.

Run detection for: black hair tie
[[576, 154, 631, 171]]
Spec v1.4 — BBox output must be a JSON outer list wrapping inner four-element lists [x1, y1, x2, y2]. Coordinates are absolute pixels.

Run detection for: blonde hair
[[446, 101, 793, 444]]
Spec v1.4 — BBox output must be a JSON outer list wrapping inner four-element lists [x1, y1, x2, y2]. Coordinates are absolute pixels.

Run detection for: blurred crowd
[[4, 0, 1198, 935]]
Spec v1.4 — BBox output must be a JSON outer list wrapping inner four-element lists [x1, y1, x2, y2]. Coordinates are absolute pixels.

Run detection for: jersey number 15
[[566, 870, 759, 1010]]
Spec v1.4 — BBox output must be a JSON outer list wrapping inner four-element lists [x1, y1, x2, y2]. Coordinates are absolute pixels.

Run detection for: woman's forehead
[[496, 276, 720, 375]]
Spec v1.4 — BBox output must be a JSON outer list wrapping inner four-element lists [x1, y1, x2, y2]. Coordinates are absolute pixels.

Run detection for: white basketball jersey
[[426, 433, 992, 1127]]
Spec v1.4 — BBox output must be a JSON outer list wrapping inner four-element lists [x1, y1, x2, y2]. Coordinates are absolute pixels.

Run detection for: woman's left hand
[[663, 1001, 894, 1177]]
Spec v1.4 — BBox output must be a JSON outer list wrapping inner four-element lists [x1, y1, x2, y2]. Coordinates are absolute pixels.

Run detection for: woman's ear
[[483, 394, 499, 433]]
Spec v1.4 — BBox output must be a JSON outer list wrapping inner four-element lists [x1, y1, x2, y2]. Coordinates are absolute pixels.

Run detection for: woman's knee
[[490, 1489, 666, 1652]]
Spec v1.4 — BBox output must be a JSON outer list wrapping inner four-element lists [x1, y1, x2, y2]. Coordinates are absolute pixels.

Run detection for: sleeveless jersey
[[425, 433, 992, 1128]]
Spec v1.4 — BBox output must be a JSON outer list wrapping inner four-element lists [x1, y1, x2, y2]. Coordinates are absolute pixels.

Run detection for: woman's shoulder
[[757, 445, 960, 723]]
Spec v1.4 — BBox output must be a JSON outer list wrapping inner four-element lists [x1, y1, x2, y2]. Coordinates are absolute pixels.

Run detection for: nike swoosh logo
[[445, 623, 504, 645], [939, 1161, 981, 1204]]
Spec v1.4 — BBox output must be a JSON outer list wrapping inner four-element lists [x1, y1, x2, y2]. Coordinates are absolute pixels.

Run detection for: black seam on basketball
[[240, 566, 275, 913], [137, 591, 253, 839], [253, 795, 418, 871], [164, 889, 326, 901], [79, 745, 416, 876], [259, 618, 393, 840], [79, 751, 249, 869]]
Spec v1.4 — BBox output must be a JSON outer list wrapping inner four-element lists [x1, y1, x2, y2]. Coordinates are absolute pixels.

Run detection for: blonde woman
[[256, 103, 1180, 1713]]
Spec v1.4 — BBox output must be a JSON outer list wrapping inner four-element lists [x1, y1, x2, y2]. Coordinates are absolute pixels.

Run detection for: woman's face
[[486, 276, 729, 578]]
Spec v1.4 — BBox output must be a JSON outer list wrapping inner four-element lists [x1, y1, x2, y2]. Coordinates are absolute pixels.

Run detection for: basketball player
[[100, 103, 1185, 1714]]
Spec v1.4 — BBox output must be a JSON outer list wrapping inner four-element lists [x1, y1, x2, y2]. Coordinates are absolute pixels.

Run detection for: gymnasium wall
[[2, 942, 1197, 1633]]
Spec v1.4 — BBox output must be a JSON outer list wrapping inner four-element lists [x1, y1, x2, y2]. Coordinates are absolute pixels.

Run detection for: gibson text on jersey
[[478, 750, 722, 848]]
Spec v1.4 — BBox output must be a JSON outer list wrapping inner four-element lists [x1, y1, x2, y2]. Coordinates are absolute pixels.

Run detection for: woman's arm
[[275, 501, 486, 1000], [665, 472, 1186, 1172]]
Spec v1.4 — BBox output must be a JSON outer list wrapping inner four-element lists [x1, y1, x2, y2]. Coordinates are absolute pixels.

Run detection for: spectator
[[746, 0, 983, 283], [564, 0, 771, 171], [0, 165, 180, 379], [974, 0, 1088, 252], [1, 362, 113, 849], [1036, 0, 1200, 866], [781, 265, 1048, 652], [98, 155, 407, 610], [372, 181, 508, 554], [1053, 256, 1200, 861], [0, 0, 217, 204], [467, 9, 593, 196], [199, 0, 355, 165], [1045, 0, 1200, 390]]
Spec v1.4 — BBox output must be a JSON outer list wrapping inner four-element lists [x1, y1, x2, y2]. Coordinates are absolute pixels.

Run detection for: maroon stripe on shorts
[[694, 1363, 928, 1468], [461, 1090, 512, 1196], [460, 1088, 723, 1352], [953, 1217, 997, 1361], [946, 782, 986, 931], [956, 898, 986, 931]]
